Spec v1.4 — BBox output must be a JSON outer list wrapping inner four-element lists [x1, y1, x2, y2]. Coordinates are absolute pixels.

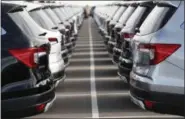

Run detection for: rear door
[[7, 7, 51, 84], [1, 12, 33, 91], [150, 1, 184, 69]]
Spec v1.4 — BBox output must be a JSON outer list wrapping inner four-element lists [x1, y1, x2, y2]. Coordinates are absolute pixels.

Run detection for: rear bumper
[[130, 72, 184, 116], [118, 58, 132, 82], [104, 35, 111, 46], [118, 72, 128, 83], [65, 42, 73, 55], [2, 84, 55, 117], [64, 57, 70, 67], [107, 41, 116, 54], [112, 48, 122, 64], [61, 49, 70, 67], [52, 70, 66, 82], [73, 33, 78, 38]]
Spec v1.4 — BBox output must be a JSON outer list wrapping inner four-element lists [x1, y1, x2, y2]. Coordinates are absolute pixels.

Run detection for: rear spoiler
[[8, 5, 27, 13], [154, 1, 181, 8]]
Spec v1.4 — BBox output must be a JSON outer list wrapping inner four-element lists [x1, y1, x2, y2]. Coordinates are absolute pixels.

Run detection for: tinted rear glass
[[112, 6, 127, 22], [52, 8, 65, 22], [138, 4, 177, 35], [43, 8, 61, 25], [29, 9, 55, 30], [59, 8, 68, 19], [8, 9, 43, 37], [125, 6, 147, 28], [118, 6, 136, 25]]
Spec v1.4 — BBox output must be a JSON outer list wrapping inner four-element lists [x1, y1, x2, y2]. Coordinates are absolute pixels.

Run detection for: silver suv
[[117, 1, 155, 83], [129, 1, 184, 116]]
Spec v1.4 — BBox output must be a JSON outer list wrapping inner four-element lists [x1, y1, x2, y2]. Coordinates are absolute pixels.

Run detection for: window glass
[[113, 6, 127, 22], [60, 8, 70, 20], [139, 5, 176, 35], [118, 6, 136, 25], [29, 9, 56, 30], [125, 6, 147, 28], [8, 9, 43, 37], [43, 8, 61, 25], [52, 8, 65, 22]]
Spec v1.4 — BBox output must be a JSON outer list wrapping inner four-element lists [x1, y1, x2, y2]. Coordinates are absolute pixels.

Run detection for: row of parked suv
[[1, 1, 84, 118], [93, 0, 184, 116]]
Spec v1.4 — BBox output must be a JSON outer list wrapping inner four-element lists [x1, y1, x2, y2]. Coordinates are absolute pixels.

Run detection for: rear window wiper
[[51, 26, 58, 30], [8, 5, 27, 13], [39, 32, 47, 36], [29, 7, 42, 12], [59, 22, 64, 24], [157, 2, 177, 8]]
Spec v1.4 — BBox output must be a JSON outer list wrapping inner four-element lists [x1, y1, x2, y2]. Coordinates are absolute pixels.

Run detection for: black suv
[[2, 2, 55, 118]]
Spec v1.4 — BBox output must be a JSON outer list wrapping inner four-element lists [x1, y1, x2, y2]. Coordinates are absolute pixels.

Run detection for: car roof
[[154, 0, 181, 7], [1, 1, 26, 13], [22, 2, 43, 11]]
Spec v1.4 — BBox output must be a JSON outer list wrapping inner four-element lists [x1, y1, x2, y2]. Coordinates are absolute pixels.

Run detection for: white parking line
[[67, 65, 117, 71], [73, 51, 108, 56], [70, 57, 112, 62], [89, 18, 99, 118], [27, 114, 183, 119], [55, 91, 129, 98], [100, 115, 183, 118]]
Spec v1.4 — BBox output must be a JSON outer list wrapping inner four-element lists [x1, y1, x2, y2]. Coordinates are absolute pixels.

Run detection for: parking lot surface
[[27, 18, 183, 119]]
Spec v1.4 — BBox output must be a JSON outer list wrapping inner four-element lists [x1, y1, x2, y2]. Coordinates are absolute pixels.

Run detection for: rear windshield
[[29, 9, 56, 30], [138, 4, 177, 35], [8, 9, 44, 37], [59, 7, 69, 20], [118, 6, 136, 25], [125, 3, 155, 29], [112, 6, 127, 22], [125, 6, 147, 28], [111, 6, 120, 18], [52, 8, 65, 22], [43, 8, 61, 25]]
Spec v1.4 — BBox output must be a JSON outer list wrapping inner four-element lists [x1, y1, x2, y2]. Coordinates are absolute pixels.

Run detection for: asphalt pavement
[[27, 18, 183, 119]]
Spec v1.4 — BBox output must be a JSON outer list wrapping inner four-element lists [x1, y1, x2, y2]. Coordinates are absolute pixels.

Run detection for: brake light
[[122, 33, 135, 39], [48, 38, 58, 42], [138, 44, 181, 65], [35, 103, 46, 112], [9, 47, 47, 68], [144, 100, 155, 109]]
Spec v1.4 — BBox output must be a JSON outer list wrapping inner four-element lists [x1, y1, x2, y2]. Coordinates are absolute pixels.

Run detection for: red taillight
[[9, 47, 46, 68], [48, 38, 58, 42], [35, 103, 46, 112], [138, 44, 181, 65], [122, 33, 135, 39], [144, 100, 155, 109]]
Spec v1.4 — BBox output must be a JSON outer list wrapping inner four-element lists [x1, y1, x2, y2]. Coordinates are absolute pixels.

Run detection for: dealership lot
[[26, 18, 183, 119], [2, 1, 184, 118]]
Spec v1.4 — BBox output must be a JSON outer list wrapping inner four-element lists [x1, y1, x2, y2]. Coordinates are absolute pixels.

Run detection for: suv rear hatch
[[7, 5, 61, 83], [2, 5, 51, 89], [132, 1, 180, 76], [121, 2, 155, 59]]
